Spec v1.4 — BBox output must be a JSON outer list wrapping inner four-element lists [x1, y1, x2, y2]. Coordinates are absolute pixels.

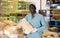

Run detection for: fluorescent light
[[57, 6, 60, 9]]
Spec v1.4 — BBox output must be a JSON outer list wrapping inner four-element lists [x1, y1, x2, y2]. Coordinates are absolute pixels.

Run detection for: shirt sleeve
[[25, 14, 29, 21], [37, 15, 48, 32]]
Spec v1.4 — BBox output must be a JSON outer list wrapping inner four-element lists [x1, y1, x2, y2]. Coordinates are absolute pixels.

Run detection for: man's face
[[29, 6, 36, 13]]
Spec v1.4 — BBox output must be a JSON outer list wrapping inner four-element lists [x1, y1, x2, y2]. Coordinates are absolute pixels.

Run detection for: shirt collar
[[30, 13, 37, 17]]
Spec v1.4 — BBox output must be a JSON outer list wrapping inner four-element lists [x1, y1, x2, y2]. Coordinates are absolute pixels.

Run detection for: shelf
[[0, 13, 27, 16], [50, 14, 60, 16], [50, 20, 60, 21]]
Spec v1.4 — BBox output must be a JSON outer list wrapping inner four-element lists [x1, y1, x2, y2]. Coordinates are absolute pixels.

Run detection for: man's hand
[[31, 28, 38, 33], [23, 33, 27, 36]]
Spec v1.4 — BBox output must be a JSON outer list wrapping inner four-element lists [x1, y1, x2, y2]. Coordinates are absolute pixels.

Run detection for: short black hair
[[29, 4, 36, 9]]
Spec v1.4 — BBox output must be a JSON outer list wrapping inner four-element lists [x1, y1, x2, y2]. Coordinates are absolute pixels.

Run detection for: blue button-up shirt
[[25, 13, 48, 38]]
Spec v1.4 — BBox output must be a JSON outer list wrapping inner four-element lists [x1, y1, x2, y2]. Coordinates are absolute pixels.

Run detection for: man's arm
[[37, 15, 48, 32]]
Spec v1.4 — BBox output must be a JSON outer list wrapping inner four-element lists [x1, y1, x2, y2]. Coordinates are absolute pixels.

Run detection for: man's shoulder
[[25, 13, 31, 18], [26, 13, 31, 16], [36, 13, 43, 17]]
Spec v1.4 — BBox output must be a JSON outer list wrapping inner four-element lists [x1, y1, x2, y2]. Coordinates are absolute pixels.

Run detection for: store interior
[[0, 0, 60, 38]]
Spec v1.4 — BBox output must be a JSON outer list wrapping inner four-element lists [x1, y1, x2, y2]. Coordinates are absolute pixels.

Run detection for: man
[[25, 4, 48, 38]]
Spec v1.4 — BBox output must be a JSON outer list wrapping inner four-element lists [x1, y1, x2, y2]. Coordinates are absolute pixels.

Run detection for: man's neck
[[31, 11, 36, 15], [31, 12, 36, 18]]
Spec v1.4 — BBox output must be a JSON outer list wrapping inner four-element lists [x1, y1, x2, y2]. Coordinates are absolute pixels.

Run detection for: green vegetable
[[4, 17, 9, 20], [4, 2, 10, 7], [9, 16, 18, 22], [5, 7, 10, 13], [10, 11, 20, 14]]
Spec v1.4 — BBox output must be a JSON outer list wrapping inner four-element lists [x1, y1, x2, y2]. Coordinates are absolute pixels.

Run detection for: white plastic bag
[[9, 34, 18, 38]]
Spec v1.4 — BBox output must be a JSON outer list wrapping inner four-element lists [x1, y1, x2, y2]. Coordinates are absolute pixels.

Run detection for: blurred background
[[0, 0, 60, 38]]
